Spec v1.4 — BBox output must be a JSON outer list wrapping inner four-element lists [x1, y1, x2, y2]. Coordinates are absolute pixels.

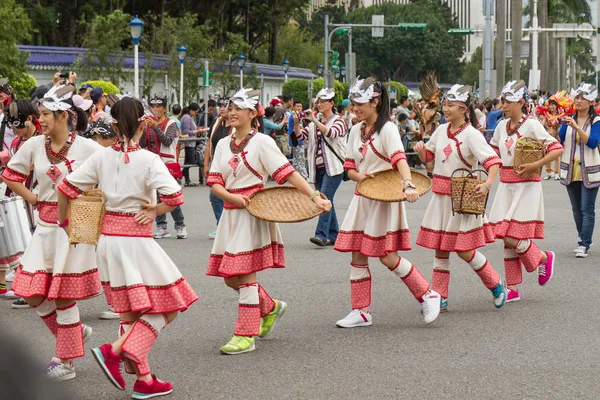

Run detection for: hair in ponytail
[[110, 97, 144, 142], [372, 81, 390, 134]]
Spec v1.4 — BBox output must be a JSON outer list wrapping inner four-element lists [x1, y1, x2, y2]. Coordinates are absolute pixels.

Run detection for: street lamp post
[[237, 54, 246, 89], [317, 64, 324, 77], [129, 16, 144, 99], [340, 66, 346, 83], [177, 45, 187, 106], [334, 68, 340, 82], [282, 59, 290, 83]]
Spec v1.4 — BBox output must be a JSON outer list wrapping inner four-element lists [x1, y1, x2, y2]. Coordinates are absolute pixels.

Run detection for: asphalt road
[[1, 175, 599, 400]]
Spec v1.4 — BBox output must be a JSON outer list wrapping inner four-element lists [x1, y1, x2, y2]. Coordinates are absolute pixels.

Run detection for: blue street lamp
[[282, 59, 290, 82], [317, 64, 324, 77], [340, 66, 346, 83], [237, 54, 246, 89], [177, 45, 187, 106], [129, 16, 144, 98]]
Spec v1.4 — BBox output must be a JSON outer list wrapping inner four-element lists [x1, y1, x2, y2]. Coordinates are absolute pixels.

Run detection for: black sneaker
[[325, 239, 335, 246], [310, 237, 327, 247], [11, 298, 29, 309]]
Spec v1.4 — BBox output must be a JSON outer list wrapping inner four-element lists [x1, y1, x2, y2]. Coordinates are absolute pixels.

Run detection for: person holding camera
[[294, 88, 347, 247]]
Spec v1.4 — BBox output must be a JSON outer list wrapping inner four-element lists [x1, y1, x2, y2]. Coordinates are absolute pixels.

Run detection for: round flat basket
[[356, 170, 432, 202], [69, 196, 105, 245], [246, 187, 328, 223]]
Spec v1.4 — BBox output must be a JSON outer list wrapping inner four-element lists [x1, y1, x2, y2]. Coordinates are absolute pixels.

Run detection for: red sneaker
[[92, 344, 126, 390], [132, 375, 174, 399]]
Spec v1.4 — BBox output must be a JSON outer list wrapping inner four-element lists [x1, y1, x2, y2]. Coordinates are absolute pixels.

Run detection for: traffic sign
[[448, 28, 475, 35], [397, 23, 426, 31], [372, 15, 384, 38], [553, 23, 577, 38], [578, 23, 594, 39]]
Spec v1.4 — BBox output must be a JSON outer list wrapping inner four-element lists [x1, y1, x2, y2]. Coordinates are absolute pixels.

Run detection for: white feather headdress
[[446, 84, 472, 103], [349, 77, 379, 104], [230, 88, 260, 110], [315, 88, 335, 101], [41, 85, 73, 111], [571, 82, 598, 102], [501, 80, 527, 102]]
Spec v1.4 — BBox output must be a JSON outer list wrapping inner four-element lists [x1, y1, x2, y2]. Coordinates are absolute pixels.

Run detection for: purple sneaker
[[506, 288, 520, 303], [538, 251, 555, 286]]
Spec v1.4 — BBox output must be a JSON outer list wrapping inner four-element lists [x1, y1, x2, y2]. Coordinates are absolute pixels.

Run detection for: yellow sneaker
[[219, 335, 255, 355], [259, 300, 287, 338]]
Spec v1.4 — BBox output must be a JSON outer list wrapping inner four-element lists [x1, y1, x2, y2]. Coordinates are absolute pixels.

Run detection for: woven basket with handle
[[513, 137, 544, 171], [69, 189, 105, 245], [246, 186, 328, 223], [451, 168, 488, 216]]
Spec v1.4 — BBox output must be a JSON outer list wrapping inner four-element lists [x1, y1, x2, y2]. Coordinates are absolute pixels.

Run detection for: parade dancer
[[558, 83, 600, 258], [207, 89, 330, 355], [2, 85, 101, 381], [57, 97, 198, 398], [293, 88, 347, 247], [334, 77, 441, 328], [489, 80, 564, 302], [414, 84, 506, 312]]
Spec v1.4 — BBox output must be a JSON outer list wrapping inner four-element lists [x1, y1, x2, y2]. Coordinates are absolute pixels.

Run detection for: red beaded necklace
[[360, 123, 376, 143]]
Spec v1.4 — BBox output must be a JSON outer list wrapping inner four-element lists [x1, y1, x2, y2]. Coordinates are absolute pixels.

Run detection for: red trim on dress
[[207, 242, 286, 278], [490, 145, 500, 157], [159, 190, 184, 207], [424, 149, 435, 163], [482, 156, 502, 171], [390, 151, 407, 171], [224, 185, 264, 209], [272, 163, 295, 184], [240, 151, 263, 181], [207, 172, 225, 187], [101, 212, 153, 237], [102, 276, 198, 314], [344, 158, 357, 171], [11, 265, 101, 300], [490, 219, 544, 240], [416, 225, 496, 252], [545, 142, 563, 154], [334, 230, 412, 257], [2, 167, 28, 183], [36, 202, 59, 224], [57, 179, 83, 199], [499, 167, 541, 183], [368, 140, 391, 163], [432, 175, 452, 196], [0, 254, 21, 265]]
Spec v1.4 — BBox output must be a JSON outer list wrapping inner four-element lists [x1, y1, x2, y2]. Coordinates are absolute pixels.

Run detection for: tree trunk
[[511, 0, 522, 80], [538, 0, 548, 91], [268, 0, 278, 65], [495, 0, 506, 93], [547, 35, 556, 92], [160, 0, 166, 26]]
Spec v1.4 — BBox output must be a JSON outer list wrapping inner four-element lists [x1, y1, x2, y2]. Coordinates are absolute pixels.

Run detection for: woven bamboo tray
[[514, 137, 544, 171], [450, 168, 488, 216], [246, 187, 328, 223], [356, 169, 432, 202], [69, 191, 105, 245]]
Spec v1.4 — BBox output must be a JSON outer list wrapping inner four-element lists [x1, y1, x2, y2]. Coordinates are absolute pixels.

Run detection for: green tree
[[0, 0, 32, 84], [11, 73, 37, 99], [255, 24, 324, 70], [282, 78, 345, 104]]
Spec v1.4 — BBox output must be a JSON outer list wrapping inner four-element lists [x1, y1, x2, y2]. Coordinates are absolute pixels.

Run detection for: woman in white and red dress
[[2, 85, 101, 381], [0, 99, 41, 299], [414, 84, 506, 312], [57, 97, 197, 399], [334, 77, 441, 329], [207, 88, 330, 355], [489, 80, 564, 302]]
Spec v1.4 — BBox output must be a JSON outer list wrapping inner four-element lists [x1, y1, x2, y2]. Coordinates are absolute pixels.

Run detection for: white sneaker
[[154, 227, 171, 239], [208, 231, 217, 239], [5, 270, 15, 282], [335, 309, 372, 328], [46, 358, 76, 381], [554, 174, 560, 180], [82, 324, 93, 343], [99, 307, 120, 320], [0, 290, 18, 299], [575, 246, 589, 258], [543, 174, 552, 180], [421, 290, 441, 325], [176, 226, 188, 239]]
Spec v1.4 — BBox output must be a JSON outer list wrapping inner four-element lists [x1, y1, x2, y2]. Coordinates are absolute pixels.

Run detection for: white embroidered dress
[[335, 121, 411, 257], [57, 144, 198, 314], [3, 134, 102, 300], [416, 123, 502, 252], [207, 131, 295, 278], [488, 118, 563, 239]]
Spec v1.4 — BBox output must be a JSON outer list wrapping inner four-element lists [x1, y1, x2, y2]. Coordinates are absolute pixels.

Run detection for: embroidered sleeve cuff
[[545, 142, 563, 154], [490, 145, 501, 157], [343, 158, 357, 171], [482, 156, 503, 171], [425, 149, 435, 163], [272, 163, 295, 184], [57, 179, 83, 199], [159, 190, 184, 207], [206, 172, 225, 187], [2, 167, 28, 183], [390, 151, 407, 171]]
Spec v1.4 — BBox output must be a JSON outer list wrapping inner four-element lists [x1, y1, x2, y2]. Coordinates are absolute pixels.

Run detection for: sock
[[431, 256, 450, 299], [55, 303, 84, 360], [121, 314, 169, 376], [504, 247, 522, 286], [258, 284, 275, 317], [393, 258, 430, 301], [350, 263, 371, 310], [33, 298, 58, 337], [468, 251, 500, 290], [233, 283, 260, 337], [515, 240, 544, 273]]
